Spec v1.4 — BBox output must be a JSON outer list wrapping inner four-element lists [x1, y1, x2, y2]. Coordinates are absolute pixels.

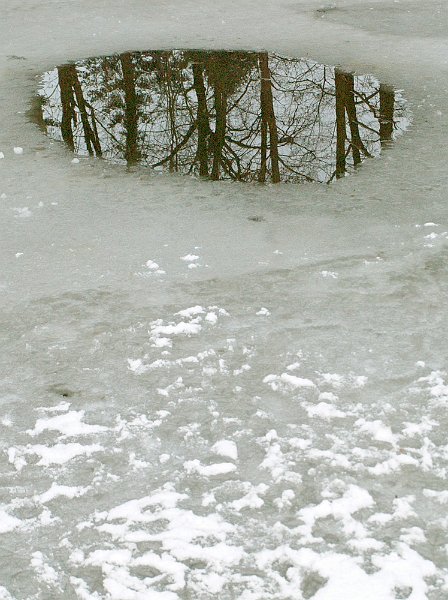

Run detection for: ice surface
[[1, 0, 448, 598]]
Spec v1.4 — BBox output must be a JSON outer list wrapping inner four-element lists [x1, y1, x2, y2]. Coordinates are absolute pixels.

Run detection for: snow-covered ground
[[0, 1, 447, 598]]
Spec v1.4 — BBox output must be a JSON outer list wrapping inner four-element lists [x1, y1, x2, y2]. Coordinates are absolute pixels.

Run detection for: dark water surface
[[37, 50, 409, 183]]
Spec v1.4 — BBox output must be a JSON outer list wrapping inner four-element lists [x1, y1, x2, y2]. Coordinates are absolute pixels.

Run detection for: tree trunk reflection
[[379, 84, 395, 145], [259, 53, 280, 183], [192, 62, 210, 177], [57, 66, 75, 151], [335, 68, 347, 179], [120, 53, 140, 166], [211, 79, 227, 180]]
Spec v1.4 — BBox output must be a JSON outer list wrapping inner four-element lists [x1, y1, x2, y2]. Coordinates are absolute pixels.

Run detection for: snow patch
[[184, 460, 237, 477], [264, 372, 315, 391], [211, 440, 238, 460], [27, 411, 107, 437], [37, 483, 89, 504]]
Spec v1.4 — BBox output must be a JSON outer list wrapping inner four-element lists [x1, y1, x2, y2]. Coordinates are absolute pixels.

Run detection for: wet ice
[[1, 0, 448, 598]]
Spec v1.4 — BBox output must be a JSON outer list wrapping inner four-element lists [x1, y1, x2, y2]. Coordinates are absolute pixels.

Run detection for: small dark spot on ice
[[47, 384, 76, 398], [7, 55, 27, 61], [248, 215, 265, 222], [316, 6, 338, 15]]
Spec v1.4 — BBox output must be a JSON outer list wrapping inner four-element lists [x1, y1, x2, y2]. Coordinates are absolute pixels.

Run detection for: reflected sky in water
[[38, 50, 409, 183]]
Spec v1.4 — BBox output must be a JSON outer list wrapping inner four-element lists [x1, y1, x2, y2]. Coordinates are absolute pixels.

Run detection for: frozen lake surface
[[0, 1, 447, 598]]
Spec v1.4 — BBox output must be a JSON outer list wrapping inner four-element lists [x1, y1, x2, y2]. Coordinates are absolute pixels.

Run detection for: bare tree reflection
[[120, 53, 140, 166], [191, 62, 209, 177], [56, 64, 102, 156], [259, 53, 280, 183], [379, 84, 395, 146], [57, 66, 75, 151], [335, 68, 347, 179], [40, 51, 408, 184]]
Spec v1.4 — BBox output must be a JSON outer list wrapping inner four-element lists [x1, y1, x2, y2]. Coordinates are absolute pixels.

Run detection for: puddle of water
[[37, 50, 409, 183]]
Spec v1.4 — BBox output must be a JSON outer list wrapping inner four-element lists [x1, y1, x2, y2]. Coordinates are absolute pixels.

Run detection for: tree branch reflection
[[40, 51, 409, 184]]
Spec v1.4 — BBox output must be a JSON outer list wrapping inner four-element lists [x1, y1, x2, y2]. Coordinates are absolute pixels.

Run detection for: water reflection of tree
[[57, 64, 102, 156], [334, 69, 372, 179], [40, 51, 406, 183], [120, 53, 140, 165]]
